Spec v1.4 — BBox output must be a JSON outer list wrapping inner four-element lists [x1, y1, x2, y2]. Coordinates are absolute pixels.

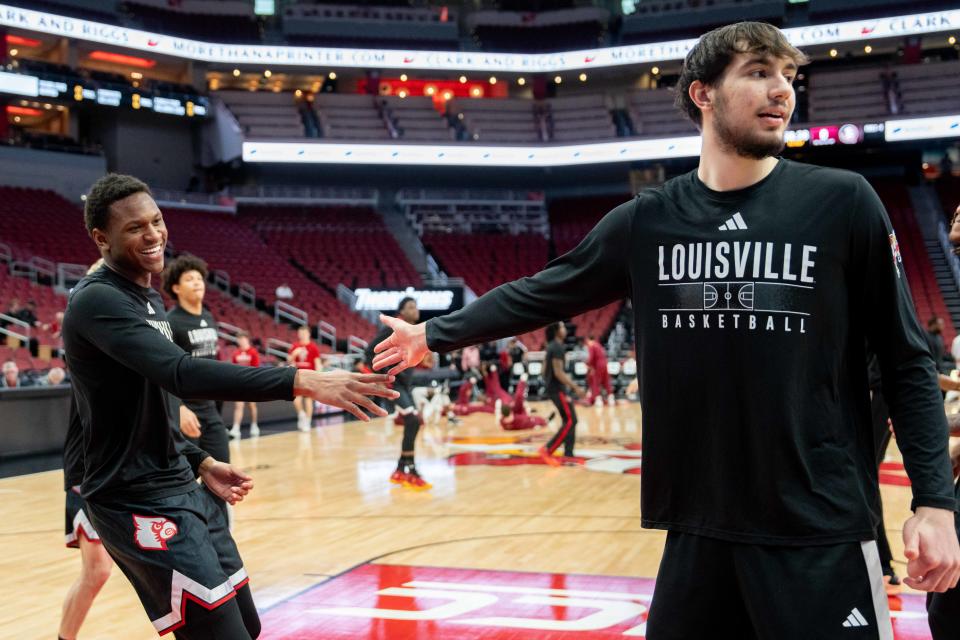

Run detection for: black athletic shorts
[[646, 531, 892, 639], [65, 486, 101, 548], [85, 484, 248, 636]]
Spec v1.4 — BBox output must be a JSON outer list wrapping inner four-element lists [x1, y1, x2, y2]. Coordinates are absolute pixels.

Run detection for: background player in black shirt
[[64, 173, 396, 639], [366, 296, 431, 490], [163, 254, 232, 520], [372, 22, 960, 639], [538, 321, 585, 465]]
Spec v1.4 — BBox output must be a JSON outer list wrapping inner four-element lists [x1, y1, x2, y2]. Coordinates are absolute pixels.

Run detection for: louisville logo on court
[[133, 515, 179, 550]]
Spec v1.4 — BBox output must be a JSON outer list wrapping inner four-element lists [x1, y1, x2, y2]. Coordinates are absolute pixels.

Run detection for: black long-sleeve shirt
[[427, 159, 955, 545], [63, 266, 296, 502], [167, 304, 221, 416]]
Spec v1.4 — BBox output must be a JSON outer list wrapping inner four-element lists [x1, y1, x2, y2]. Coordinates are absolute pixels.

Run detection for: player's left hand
[[199, 459, 254, 505], [902, 506, 960, 592]]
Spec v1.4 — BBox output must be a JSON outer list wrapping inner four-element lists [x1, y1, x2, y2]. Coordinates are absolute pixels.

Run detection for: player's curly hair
[[84, 173, 152, 235], [675, 21, 809, 129], [161, 254, 208, 299]]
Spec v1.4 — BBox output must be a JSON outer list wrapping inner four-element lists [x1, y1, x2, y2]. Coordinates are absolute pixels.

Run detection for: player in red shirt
[[288, 325, 322, 431], [586, 334, 615, 406], [453, 377, 494, 416], [500, 373, 548, 431], [229, 331, 261, 439]]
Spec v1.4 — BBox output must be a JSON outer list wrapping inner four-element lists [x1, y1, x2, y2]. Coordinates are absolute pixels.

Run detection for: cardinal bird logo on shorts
[[133, 515, 179, 551]]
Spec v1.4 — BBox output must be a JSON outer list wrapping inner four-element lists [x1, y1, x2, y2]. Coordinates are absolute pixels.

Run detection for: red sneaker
[[538, 446, 561, 467], [403, 469, 433, 490], [389, 469, 408, 485]]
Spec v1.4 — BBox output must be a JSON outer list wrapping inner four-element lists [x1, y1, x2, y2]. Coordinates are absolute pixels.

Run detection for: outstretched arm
[[373, 200, 635, 374]]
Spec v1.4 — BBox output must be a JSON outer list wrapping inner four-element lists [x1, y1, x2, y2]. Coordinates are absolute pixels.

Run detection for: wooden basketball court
[[0, 400, 933, 639]]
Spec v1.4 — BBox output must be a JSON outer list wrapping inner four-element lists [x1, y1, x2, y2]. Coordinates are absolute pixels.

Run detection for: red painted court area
[[259, 564, 932, 639]]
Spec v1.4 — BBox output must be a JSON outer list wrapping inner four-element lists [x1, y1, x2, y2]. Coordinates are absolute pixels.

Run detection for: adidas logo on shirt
[[841, 607, 869, 628], [718, 212, 748, 231], [200, 319, 208, 328], [146, 302, 156, 315]]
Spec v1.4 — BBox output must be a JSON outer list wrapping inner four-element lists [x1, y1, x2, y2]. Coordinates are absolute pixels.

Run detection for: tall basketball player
[[373, 22, 960, 639], [64, 173, 396, 639]]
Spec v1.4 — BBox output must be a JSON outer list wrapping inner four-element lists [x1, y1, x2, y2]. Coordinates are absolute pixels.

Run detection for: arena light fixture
[[400, 73, 408, 81], [6, 34, 40, 47], [651, 66, 659, 75], [517, 77, 525, 86], [864, 45, 872, 53], [579, 73, 587, 81], [264, 69, 272, 77], [829, 49, 838, 57], [9, 48, 16, 56], [950, 36, 957, 45], [328, 71, 336, 80], [488, 76, 496, 84], [554, 75, 562, 84], [232, 68, 241, 77], [88, 50, 156, 68], [459, 75, 467, 83]]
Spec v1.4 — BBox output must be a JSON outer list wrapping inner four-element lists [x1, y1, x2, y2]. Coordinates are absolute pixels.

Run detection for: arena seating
[[121, 1, 261, 43], [160, 208, 376, 341], [807, 66, 890, 123], [379, 96, 454, 142], [893, 60, 960, 117], [314, 93, 392, 141], [0, 186, 98, 266], [873, 181, 956, 345], [547, 94, 617, 143], [627, 89, 699, 138], [218, 91, 306, 139], [446, 98, 544, 144], [240, 205, 420, 289]]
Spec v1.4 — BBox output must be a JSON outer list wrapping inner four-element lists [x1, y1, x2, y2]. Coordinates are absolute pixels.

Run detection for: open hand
[[295, 369, 398, 421], [372, 314, 429, 375], [199, 459, 254, 505]]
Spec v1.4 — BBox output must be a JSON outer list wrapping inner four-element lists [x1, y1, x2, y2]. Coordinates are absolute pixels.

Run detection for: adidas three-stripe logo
[[842, 608, 869, 628], [718, 212, 748, 231]]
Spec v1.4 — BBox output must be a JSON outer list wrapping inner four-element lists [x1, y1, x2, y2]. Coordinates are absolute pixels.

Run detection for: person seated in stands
[[2, 298, 22, 327], [276, 283, 294, 300], [1, 361, 28, 388], [41, 366, 66, 386], [15, 300, 40, 328], [500, 373, 549, 431]]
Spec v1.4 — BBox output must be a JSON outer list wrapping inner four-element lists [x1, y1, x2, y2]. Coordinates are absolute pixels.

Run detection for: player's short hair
[[237, 330, 250, 339], [161, 254, 208, 298], [501, 404, 512, 417], [297, 324, 310, 333], [675, 21, 809, 128], [397, 296, 416, 313], [545, 321, 563, 342], [84, 173, 152, 235]]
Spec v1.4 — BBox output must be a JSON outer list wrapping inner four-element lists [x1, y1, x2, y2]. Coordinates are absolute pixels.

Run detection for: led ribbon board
[[242, 136, 704, 167], [0, 4, 957, 71]]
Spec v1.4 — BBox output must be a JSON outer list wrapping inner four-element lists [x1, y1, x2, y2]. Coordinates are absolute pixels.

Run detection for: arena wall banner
[[1, 4, 957, 72]]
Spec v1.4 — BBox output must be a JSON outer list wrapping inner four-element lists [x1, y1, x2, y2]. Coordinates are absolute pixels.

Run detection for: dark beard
[[714, 96, 786, 160]]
